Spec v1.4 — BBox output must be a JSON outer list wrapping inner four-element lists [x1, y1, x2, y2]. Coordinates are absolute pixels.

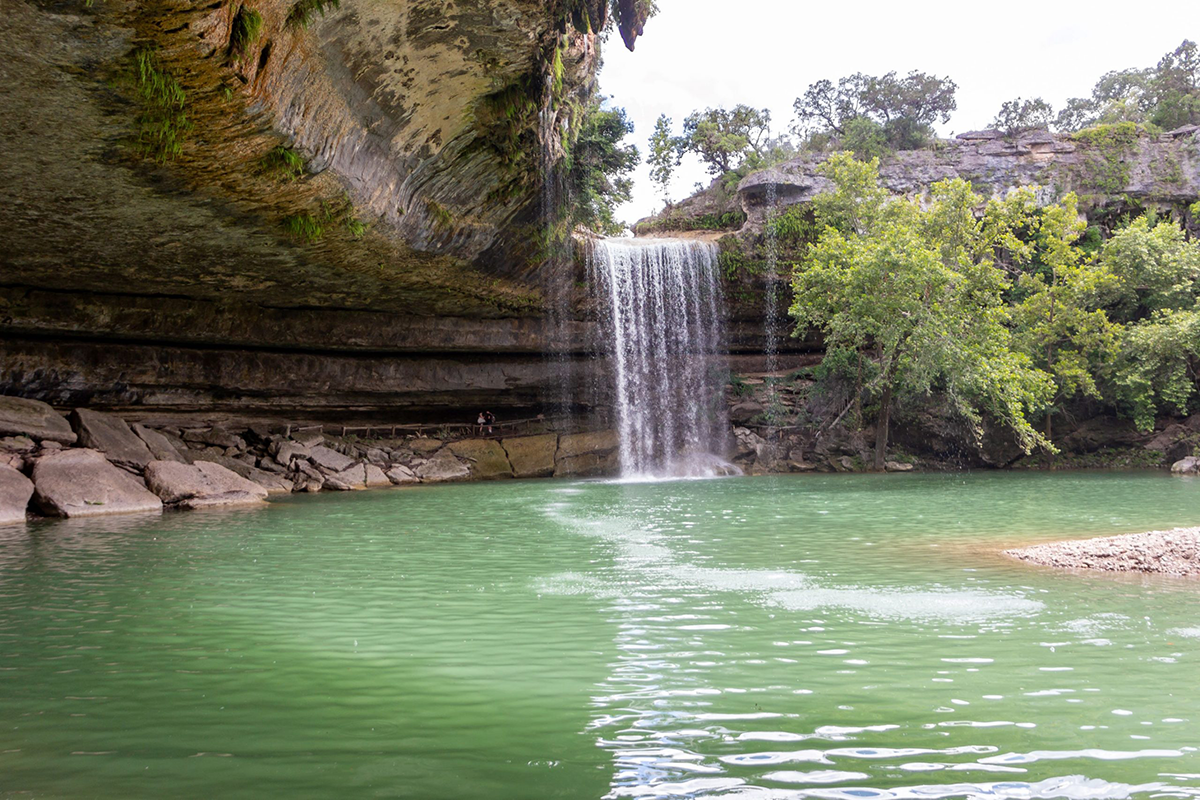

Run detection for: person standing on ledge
[[483, 411, 495, 435], [476, 412, 486, 436]]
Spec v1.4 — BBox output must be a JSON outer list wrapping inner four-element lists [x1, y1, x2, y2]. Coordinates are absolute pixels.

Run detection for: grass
[[133, 47, 191, 164], [229, 6, 264, 59], [260, 145, 306, 181], [283, 213, 325, 243], [286, 0, 340, 29]]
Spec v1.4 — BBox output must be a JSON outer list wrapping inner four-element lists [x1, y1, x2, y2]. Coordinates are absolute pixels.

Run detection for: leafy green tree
[[566, 102, 638, 235], [1150, 39, 1200, 129], [990, 97, 1054, 137], [647, 114, 679, 204], [791, 154, 1054, 469], [1114, 308, 1200, 430], [793, 71, 957, 151], [1055, 41, 1198, 131], [1003, 192, 1121, 441], [679, 105, 772, 175], [841, 117, 888, 161], [1101, 216, 1200, 321]]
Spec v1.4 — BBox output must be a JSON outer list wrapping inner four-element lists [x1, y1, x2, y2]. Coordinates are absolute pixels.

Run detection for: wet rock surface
[[146, 461, 268, 509], [0, 464, 35, 525], [31, 449, 162, 518], [1006, 529, 1200, 577]]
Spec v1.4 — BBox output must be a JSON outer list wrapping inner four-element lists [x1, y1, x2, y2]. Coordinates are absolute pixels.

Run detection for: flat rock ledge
[[1005, 529, 1200, 577]]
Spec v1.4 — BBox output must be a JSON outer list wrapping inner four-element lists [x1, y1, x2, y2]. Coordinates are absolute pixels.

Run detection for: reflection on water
[[0, 472, 1198, 799]]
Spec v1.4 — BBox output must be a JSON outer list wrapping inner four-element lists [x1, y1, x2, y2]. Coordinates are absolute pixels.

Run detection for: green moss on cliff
[[1072, 122, 1140, 194], [132, 46, 191, 163]]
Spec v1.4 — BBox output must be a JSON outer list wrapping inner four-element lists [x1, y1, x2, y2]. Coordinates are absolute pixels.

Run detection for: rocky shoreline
[[0, 396, 620, 525], [1005, 529, 1200, 577]]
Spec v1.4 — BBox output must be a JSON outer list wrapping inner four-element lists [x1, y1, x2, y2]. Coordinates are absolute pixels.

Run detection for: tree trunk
[[874, 381, 892, 472]]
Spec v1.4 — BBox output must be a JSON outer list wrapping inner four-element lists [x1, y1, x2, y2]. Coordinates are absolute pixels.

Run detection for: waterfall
[[588, 238, 738, 479]]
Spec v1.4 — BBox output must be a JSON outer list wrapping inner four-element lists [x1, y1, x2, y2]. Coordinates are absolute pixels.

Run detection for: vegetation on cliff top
[[788, 153, 1200, 466]]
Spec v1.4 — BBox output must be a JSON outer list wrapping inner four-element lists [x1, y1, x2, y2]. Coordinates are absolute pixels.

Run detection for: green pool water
[[2, 471, 1199, 799]]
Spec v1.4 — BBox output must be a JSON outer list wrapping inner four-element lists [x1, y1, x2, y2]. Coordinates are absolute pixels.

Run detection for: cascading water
[[588, 238, 739, 479]]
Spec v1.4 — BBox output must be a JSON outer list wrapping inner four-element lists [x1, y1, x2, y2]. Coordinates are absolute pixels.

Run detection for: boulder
[[386, 465, 419, 485], [729, 400, 765, 425], [323, 476, 355, 491], [145, 460, 268, 508], [448, 440, 513, 480], [1171, 456, 1200, 475], [308, 445, 356, 473], [501, 434, 558, 478], [132, 423, 188, 463], [0, 464, 34, 525], [732, 427, 766, 460], [0, 397, 77, 444], [556, 430, 619, 461], [365, 448, 389, 465], [332, 463, 368, 489], [364, 464, 391, 488], [415, 451, 470, 483], [1, 435, 36, 453], [32, 449, 162, 518], [885, 460, 915, 472], [409, 438, 445, 455], [70, 408, 154, 469], [270, 440, 311, 467], [291, 431, 325, 448], [182, 427, 246, 450]]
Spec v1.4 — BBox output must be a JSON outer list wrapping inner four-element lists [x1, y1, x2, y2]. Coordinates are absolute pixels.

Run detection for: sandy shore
[[1005, 528, 1200, 577]]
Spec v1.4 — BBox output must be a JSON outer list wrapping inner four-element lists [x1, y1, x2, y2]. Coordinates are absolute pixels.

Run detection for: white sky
[[598, 0, 1193, 224]]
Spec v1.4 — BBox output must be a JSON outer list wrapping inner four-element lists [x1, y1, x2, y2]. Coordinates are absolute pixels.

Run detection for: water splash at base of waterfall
[[588, 238, 740, 480]]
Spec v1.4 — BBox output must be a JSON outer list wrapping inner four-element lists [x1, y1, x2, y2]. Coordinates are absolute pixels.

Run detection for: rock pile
[[0, 397, 622, 524]]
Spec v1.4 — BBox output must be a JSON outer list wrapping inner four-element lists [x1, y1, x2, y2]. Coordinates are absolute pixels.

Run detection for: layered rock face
[[0, 0, 605, 418], [737, 128, 1200, 222]]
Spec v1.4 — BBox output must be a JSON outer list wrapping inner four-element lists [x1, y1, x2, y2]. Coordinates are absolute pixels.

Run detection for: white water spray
[[588, 238, 738, 479]]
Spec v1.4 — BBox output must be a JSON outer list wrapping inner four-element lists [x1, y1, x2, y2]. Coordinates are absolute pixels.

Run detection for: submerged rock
[[70, 409, 154, 469], [0, 396, 76, 445], [32, 448, 162, 518], [502, 434, 559, 479], [0, 464, 34, 525]]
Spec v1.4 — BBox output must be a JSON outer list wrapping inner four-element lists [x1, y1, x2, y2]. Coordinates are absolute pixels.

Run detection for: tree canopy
[[792, 71, 957, 152], [565, 101, 638, 235]]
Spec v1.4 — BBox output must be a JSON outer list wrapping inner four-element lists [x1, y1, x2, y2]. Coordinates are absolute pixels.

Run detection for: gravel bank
[[1005, 528, 1200, 577]]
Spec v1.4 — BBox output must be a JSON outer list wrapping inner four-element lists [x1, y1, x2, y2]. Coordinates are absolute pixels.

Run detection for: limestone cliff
[[0, 0, 627, 417]]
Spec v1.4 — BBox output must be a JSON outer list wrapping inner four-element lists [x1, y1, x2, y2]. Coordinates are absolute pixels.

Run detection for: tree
[[678, 105, 771, 176], [793, 70, 957, 151], [1114, 308, 1200, 430], [647, 114, 678, 204], [791, 154, 1055, 469], [1003, 192, 1121, 442], [1149, 39, 1200, 129], [990, 97, 1054, 137], [566, 101, 638, 235], [1101, 216, 1200, 321]]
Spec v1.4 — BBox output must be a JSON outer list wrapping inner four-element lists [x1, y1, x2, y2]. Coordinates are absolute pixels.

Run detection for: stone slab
[[501, 434, 558, 479], [70, 408, 154, 469], [32, 448, 162, 518], [0, 396, 76, 444], [448, 440, 513, 480], [0, 464, 34, 525]]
